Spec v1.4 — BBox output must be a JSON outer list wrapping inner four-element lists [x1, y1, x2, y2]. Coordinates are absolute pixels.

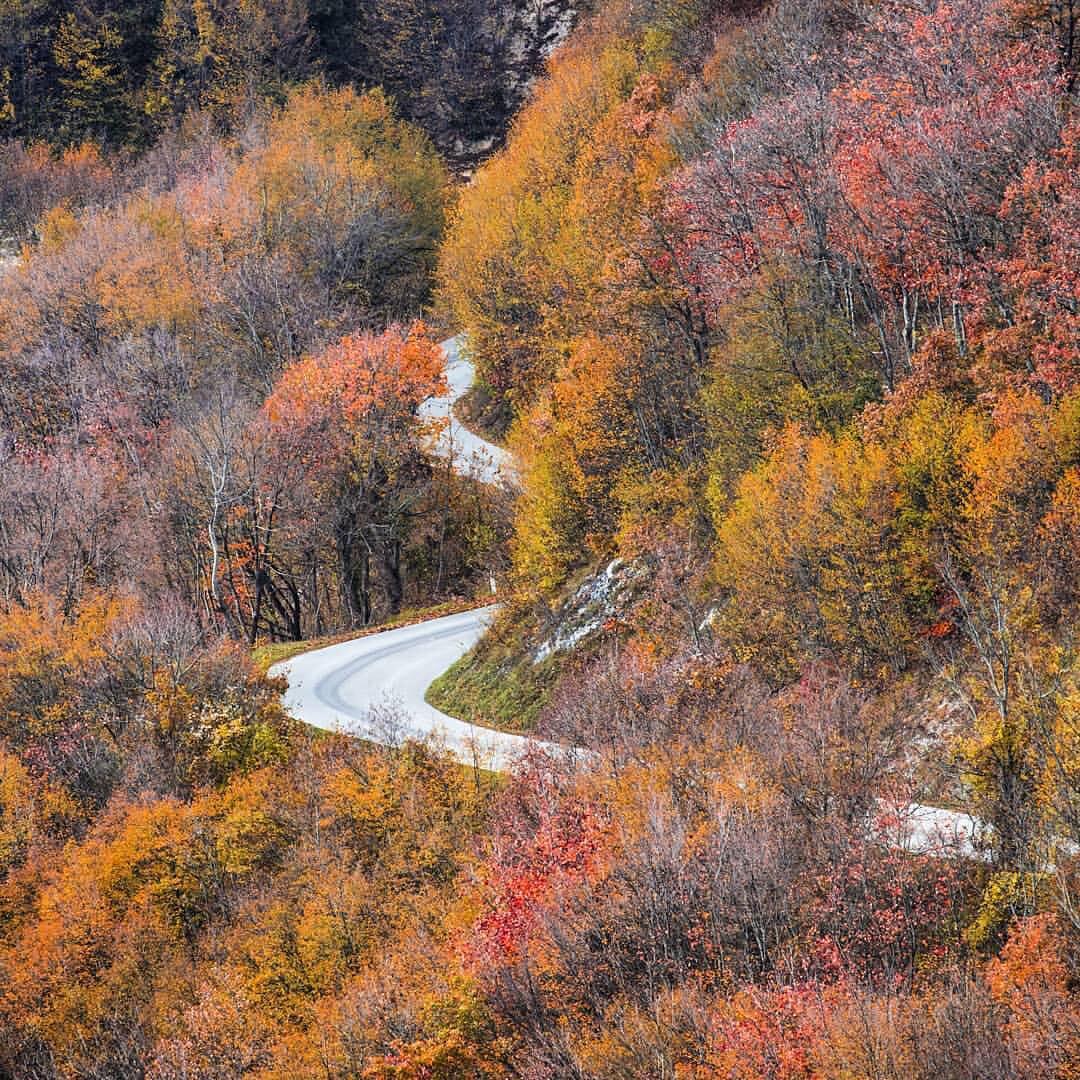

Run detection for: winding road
[[269, 337, 532, 771], [270, 335, 987, 857], [416, 335, 515, 485], [269, 605, 537, 771]]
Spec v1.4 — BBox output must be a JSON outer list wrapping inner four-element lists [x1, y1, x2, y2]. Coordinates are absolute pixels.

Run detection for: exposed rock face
[[534, 558, 650, 663], [446, 0, 579, 170]]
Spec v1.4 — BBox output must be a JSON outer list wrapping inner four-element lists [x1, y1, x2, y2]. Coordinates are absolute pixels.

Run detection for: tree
[[52, 12, 133, 145]]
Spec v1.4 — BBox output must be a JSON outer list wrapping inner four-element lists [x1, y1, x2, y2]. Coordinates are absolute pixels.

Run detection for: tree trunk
[[381, 535, 403, 615]]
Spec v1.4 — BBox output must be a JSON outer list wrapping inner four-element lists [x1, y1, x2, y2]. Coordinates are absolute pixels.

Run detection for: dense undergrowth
[[1, 0, 1080, 1074]]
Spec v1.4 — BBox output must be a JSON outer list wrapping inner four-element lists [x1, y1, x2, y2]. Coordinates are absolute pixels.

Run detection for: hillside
[[0, 0, 577, 167], [1, 0, 1080, 1076]]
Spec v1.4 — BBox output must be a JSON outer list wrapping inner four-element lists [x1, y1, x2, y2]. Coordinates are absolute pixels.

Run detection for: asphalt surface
[[417, 336, 515, 485], [269, 606, 541, 771]]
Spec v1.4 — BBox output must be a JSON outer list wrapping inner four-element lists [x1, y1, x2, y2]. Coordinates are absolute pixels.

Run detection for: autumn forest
[[0, 0, 1079, 1075]]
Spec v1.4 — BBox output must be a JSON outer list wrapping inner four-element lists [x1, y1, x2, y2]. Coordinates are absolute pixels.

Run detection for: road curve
[[270, 337, 534, 770], [269, 606, 538, 771], [417, 336, 516, 486]]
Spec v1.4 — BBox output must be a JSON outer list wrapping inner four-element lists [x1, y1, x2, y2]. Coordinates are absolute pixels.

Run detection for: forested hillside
[[1, 0, 1080, 1075], [442, 0, 1080, 1068], [0, 0, 575, 163]]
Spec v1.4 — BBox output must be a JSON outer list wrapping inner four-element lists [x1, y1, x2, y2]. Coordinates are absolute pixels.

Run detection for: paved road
[[417, 336, 515, 485], [269, 606, 539, 771], [874, 800, 985, 859]]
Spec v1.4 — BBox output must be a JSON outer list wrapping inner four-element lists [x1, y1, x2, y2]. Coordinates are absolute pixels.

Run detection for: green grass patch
[[425, 605, 561, 732], [453, 381, 512, 445]]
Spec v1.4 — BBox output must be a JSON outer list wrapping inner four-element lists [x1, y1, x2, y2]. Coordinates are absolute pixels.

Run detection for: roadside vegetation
[[426, 603, 564, 731], [1, 0, 1079, 1073]]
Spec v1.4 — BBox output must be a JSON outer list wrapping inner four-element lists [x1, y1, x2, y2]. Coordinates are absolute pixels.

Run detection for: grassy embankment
[[425, 604, 565, 732]]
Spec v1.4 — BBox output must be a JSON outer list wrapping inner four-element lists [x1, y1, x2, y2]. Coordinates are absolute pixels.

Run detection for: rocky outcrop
[[446, 0, 579, 170], [534, 558, 650, 663]]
